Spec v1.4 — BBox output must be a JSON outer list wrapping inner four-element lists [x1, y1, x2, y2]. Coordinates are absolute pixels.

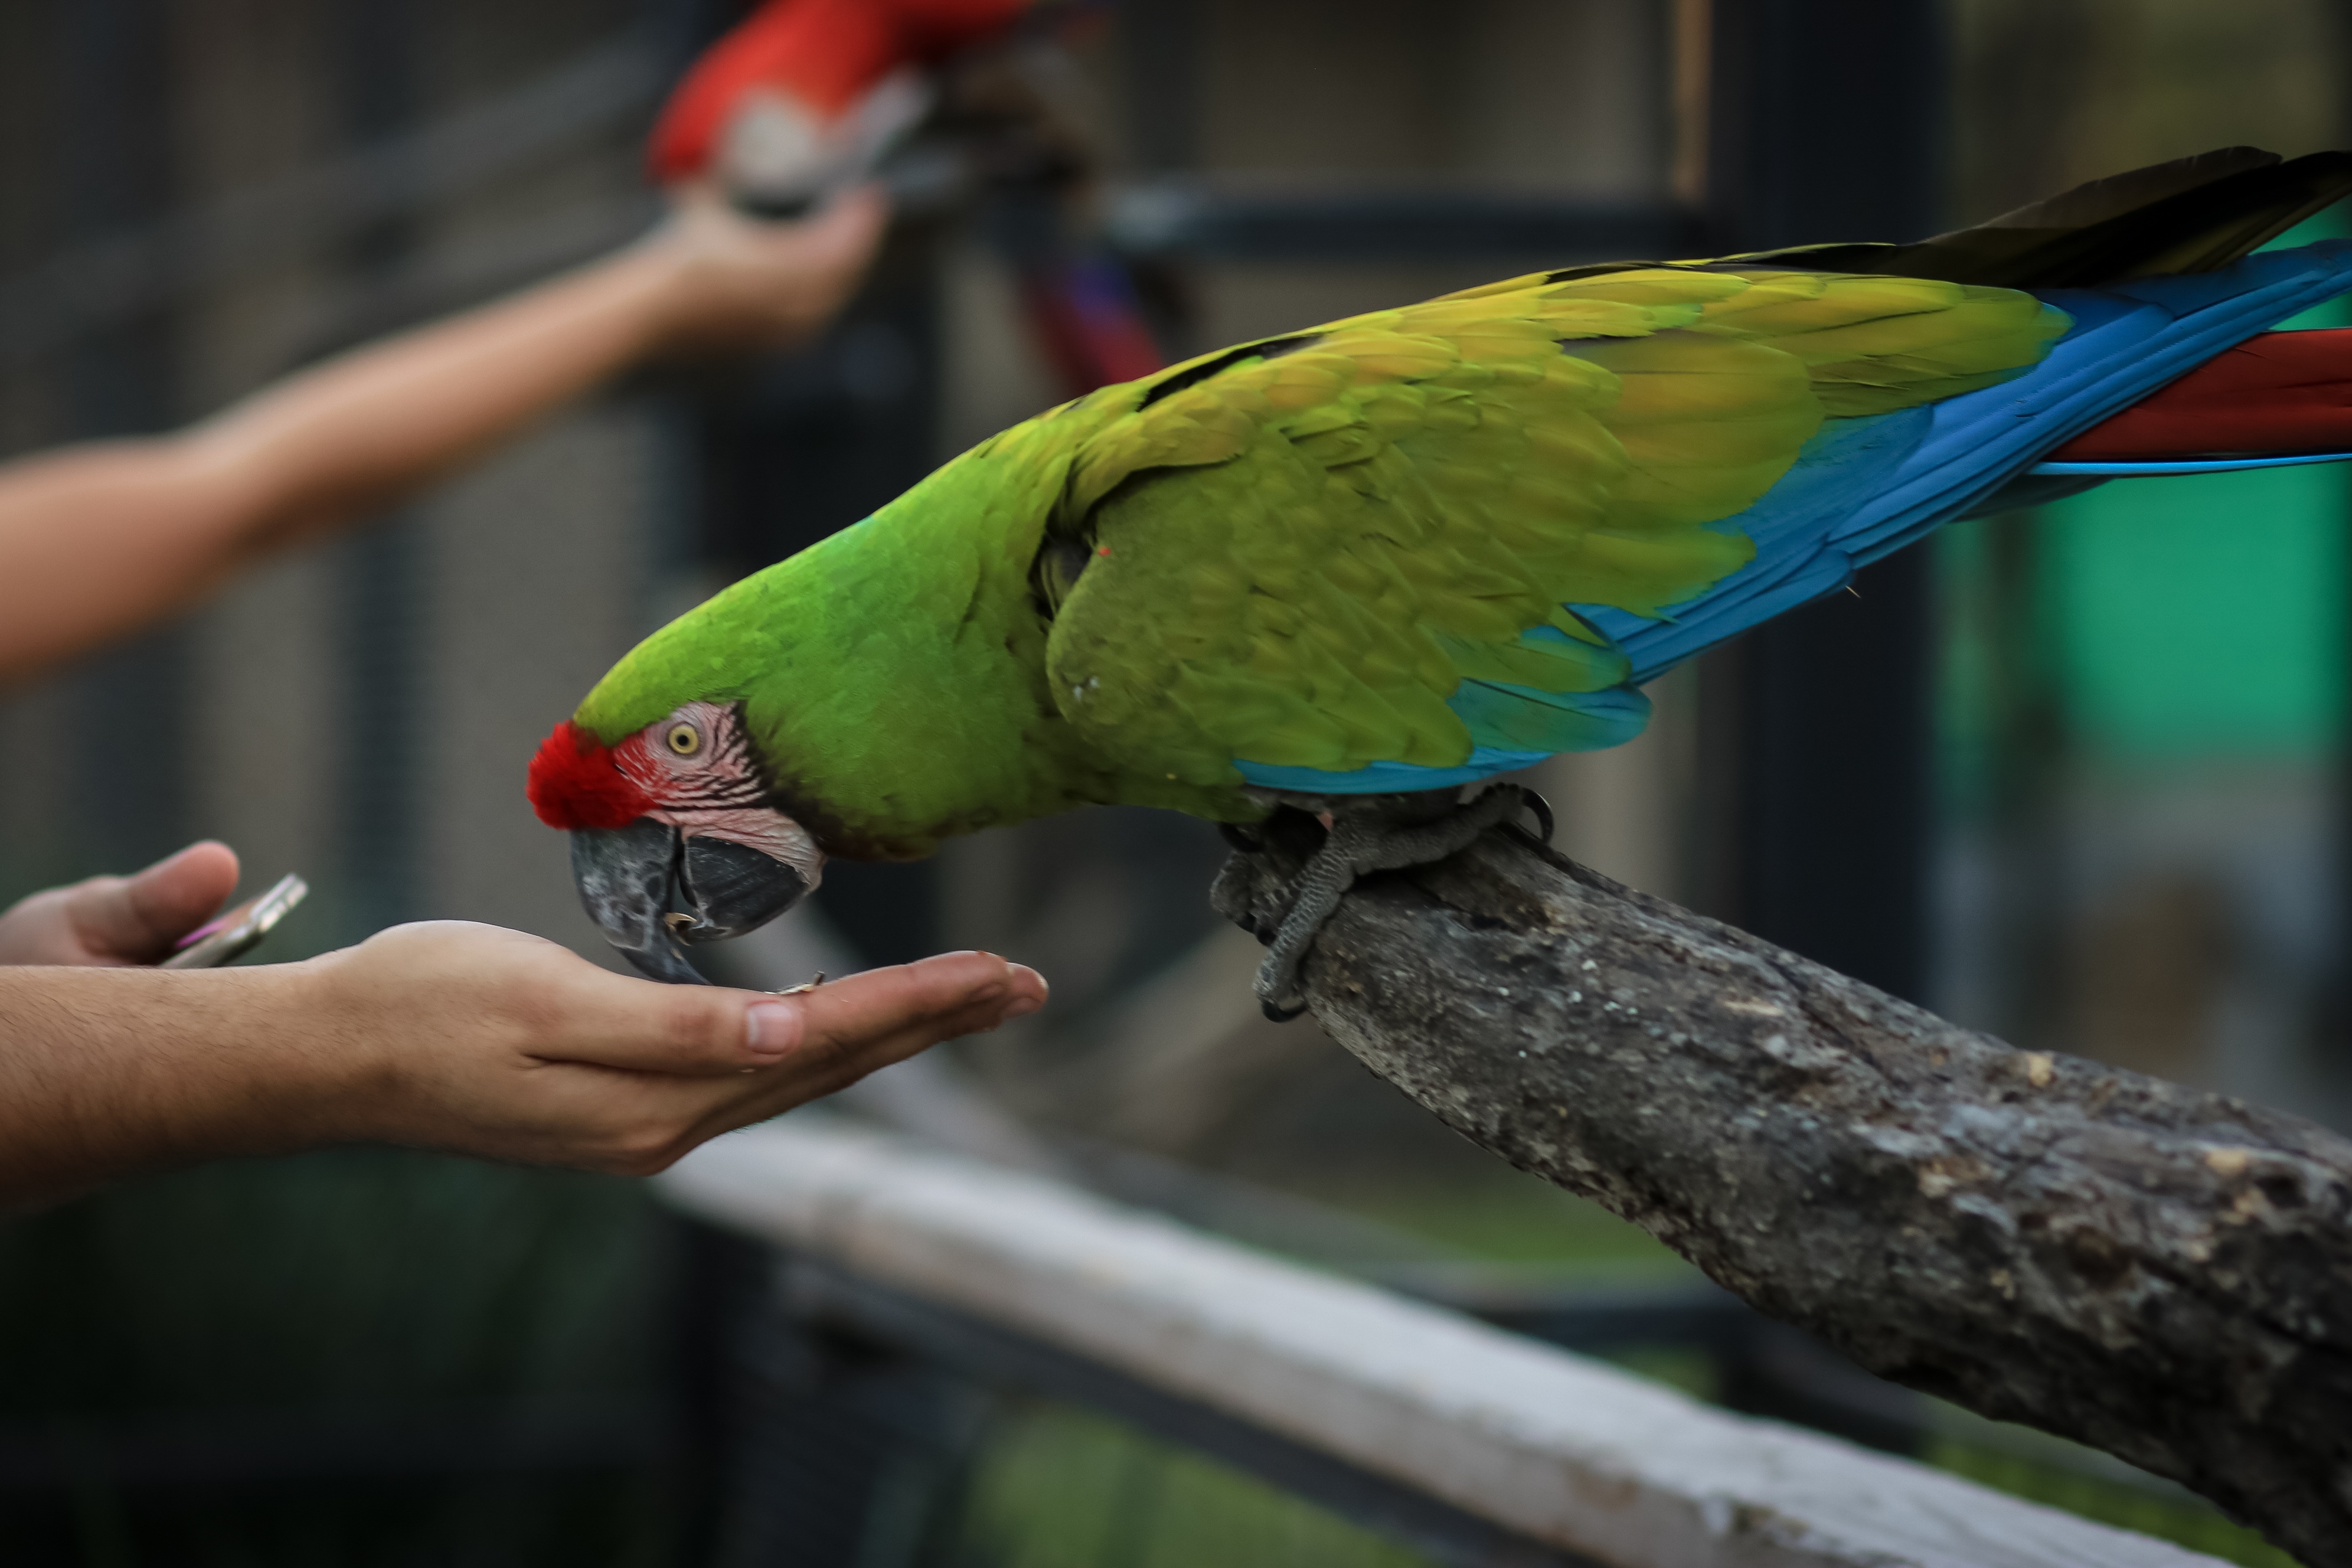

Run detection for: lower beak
[[569, 819, 812, 985]]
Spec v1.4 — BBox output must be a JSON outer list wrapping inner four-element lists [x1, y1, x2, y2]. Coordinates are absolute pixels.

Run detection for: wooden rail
[[656, 1120, 2225, 1568]]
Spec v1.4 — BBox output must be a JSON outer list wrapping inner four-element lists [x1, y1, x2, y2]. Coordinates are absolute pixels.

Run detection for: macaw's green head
[[526, 698, 821, 985]]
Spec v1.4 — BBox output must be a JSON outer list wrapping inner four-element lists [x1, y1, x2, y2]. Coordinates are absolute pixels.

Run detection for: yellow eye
[[665, 721, 701, 757]]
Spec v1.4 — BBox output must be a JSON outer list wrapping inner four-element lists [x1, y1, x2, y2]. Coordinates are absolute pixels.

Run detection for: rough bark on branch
[[1212, 812, 2352, 1567]]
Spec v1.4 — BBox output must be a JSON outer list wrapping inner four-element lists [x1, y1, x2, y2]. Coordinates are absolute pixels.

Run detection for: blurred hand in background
[[649, 180, 889, 352]]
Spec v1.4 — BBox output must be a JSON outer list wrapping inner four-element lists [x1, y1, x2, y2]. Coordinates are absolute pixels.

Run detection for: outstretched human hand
[[0, 920, 1043, 1206], [306, 922, 1041, 1174], [0, 839, 241, 967]]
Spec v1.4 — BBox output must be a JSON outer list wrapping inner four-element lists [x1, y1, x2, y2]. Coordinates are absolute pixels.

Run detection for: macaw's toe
[[1247, 784, 1550, 1023]]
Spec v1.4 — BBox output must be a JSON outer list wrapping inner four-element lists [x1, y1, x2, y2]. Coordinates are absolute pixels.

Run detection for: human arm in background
[[0, 183, 888, 686], [0, 922, 1044, 1208]]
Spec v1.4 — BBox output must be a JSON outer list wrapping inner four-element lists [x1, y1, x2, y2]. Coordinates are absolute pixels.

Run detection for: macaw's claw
[[1520, 786, 1556, 845], [1249, 783, 1548, 1022]]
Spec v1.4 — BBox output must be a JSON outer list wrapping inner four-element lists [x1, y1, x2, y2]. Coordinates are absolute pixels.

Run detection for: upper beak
[[569, 818, 813, 985]]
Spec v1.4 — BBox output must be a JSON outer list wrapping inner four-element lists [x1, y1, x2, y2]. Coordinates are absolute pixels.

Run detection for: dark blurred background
[[0, 1, 2344, 1563]]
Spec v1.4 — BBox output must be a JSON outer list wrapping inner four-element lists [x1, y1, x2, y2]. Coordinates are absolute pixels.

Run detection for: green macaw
[[530, 147, 2352, 1009]]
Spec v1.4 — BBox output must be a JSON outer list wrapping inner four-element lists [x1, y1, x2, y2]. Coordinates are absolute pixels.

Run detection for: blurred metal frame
[[1697, 0, 1945, 1001], [1103, 185, 1702, 266], [0, 33, 669, 366]]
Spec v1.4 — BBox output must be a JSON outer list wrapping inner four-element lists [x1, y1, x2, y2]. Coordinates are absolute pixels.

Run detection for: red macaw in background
[[649, 0, 1164, 394]]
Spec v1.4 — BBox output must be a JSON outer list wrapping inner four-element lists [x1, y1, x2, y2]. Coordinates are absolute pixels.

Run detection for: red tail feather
[[2054, 328, 2352, 460]]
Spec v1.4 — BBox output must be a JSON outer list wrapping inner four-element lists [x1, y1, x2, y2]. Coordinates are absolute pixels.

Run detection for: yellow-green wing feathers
[[1023, 266, 2063, 789]]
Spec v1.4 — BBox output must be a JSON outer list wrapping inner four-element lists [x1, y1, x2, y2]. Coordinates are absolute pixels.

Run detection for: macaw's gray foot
[[1240, 783, 1552, 1023]]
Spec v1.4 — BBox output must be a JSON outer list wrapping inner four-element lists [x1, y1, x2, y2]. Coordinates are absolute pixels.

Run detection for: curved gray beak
[[569, 819, 812, 985]]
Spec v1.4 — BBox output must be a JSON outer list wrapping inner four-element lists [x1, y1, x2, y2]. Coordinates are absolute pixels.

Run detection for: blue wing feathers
[[1236, 241, 2352, 795]]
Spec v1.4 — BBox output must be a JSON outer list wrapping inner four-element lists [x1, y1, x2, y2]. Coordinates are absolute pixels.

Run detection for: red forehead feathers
[[527, 721, 651, 831]]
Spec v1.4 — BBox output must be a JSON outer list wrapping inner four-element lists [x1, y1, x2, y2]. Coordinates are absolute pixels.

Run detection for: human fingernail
[[1002, 995, 1043, 1020], [746, 1002, 801, 1057]]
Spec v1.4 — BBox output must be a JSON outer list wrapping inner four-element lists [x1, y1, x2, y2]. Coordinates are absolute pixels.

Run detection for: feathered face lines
[[530, 700, 824, 984], [620, 701, 826, 891], [610, 700, 762, 807]]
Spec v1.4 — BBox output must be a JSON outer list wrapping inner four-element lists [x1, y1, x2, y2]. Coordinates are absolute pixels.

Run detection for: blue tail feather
[[2033, 452, 2352, 475]]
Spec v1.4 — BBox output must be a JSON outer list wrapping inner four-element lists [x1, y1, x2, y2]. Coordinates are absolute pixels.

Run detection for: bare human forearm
[[0, 963, 357, 1203], [0, 186, 887, 684], [0, 924, 1042, 1209]]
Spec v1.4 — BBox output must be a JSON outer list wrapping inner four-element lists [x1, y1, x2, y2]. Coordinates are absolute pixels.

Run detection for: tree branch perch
[[1212, 811, 2352, 1567]]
